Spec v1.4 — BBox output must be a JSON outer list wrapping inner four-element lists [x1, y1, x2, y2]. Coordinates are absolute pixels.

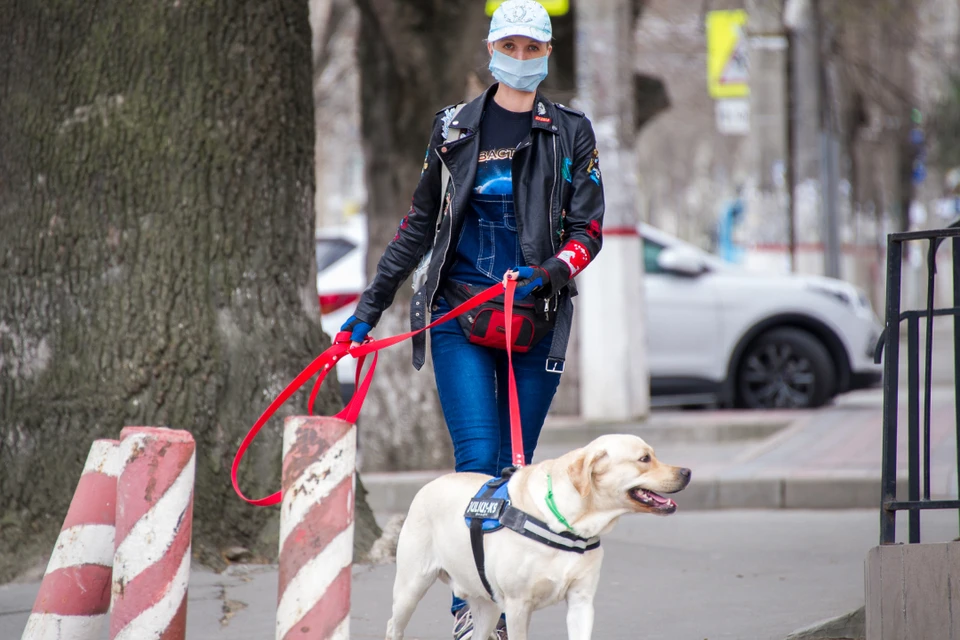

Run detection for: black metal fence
[[877, 221, 960, 544]]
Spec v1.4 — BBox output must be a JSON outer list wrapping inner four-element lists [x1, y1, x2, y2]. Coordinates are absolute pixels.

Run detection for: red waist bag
[[442, 280, 555, 352]]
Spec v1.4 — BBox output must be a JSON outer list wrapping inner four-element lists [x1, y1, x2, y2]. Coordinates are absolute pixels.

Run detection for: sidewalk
[[363, 386, 958, 514]]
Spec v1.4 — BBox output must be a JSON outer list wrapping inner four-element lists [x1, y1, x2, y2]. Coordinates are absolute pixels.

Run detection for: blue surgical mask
[[488, 50, 548, 93]]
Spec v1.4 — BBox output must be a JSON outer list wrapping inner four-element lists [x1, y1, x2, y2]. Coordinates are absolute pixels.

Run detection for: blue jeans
[[430, 296, 562, 614]]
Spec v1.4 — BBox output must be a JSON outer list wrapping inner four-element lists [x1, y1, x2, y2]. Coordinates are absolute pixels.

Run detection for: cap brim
[[488, 26, 552, 42]]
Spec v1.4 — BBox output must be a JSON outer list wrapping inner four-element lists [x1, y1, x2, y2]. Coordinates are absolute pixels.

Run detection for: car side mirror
[[657, 248, 706, 277]]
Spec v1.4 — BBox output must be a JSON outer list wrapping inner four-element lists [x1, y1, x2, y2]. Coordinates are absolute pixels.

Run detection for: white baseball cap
[[488, 0, 553, 43]]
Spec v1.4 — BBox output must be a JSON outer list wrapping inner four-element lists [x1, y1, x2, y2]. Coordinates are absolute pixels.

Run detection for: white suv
[[313, 216, 883, 409], [641, 223, 882, 408]]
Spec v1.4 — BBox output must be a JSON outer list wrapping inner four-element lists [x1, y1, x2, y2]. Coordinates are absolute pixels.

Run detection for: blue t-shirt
[[447, 98, 531, 285]]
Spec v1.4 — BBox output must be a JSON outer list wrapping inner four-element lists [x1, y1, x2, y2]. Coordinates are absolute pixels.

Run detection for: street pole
[[575, 0, 649, 421], [812, 0, 842, 278], [820, 131, 842, 278], [786, 27, 798, 273]]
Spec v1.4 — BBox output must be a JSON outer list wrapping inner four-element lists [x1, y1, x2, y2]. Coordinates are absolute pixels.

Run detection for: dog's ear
[[568, 449, 609, 497]]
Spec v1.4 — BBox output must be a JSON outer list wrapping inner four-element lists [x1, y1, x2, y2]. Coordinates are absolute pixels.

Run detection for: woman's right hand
[[341, 315, 372, 348]]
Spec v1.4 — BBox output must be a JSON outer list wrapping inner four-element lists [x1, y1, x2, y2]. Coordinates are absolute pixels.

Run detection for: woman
[[342, 1, 604, 636]]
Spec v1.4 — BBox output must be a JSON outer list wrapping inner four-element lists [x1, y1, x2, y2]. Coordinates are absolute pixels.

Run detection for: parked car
[[316, 216, 367, 390], [641, 222, 882, 409], [314, 216, 883, 409]]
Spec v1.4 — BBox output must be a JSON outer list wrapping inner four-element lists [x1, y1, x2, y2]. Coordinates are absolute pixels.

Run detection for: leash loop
[[232, 282, 528, 505]]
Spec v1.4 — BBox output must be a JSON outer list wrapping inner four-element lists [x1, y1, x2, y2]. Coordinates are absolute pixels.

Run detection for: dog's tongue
[[642, 489, 676, 508]]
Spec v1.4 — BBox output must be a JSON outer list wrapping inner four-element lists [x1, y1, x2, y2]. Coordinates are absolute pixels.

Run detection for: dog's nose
[[678, 468, 691, 479]]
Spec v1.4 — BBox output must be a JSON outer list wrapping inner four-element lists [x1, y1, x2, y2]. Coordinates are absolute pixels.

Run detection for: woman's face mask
[[488, 49, 549, 93]]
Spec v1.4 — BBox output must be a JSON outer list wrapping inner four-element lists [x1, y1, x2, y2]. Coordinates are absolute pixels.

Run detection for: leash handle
[[232, 282, 510, 506], [503, 280, 525, 467]]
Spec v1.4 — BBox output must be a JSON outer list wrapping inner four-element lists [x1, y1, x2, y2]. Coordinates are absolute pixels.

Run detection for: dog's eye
[[639, 454, 651, 464]]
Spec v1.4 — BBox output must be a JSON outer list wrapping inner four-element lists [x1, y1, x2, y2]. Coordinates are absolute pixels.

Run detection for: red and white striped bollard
[[276, 416, 356, 640], [22, 439, 121, 640], [109, 427, 196, 640]]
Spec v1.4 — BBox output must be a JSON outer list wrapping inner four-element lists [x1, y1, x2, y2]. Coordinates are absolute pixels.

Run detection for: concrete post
[[865, 542, 960, 639], [575, 0, 650, 421], [277, 416, 356, 640], [110, 427, 196, 640], [22, 440, 120, 640]]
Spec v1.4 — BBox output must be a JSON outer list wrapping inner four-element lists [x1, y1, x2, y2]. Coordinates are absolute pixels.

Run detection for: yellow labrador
[[385, 434, 691, 640]]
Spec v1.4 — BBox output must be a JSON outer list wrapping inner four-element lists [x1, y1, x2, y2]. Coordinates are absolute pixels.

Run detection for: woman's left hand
[[503, 266, 549, 300]]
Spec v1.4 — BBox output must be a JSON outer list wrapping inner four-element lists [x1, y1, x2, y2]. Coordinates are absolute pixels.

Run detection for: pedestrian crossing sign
[[706, 10, 750, 99], [486, 0, 569, 17]]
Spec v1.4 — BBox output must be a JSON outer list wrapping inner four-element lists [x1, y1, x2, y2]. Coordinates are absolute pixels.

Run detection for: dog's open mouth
[[629, 487, 677, 513]]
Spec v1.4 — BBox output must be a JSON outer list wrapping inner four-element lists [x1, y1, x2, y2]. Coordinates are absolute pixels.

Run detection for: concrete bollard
[[276, 416, 356, 640], [22, 439, 121, 640], [109, 427, 196, 640]]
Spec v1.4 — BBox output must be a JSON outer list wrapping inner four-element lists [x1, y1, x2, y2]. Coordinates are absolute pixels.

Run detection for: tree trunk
[[0, 0, 342, 580], [310, 0, 383, 559], [352, 0, 487, 471]]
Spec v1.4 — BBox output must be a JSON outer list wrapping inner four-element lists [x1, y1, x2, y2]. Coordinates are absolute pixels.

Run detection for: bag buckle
[[545, 358, 564, 374]]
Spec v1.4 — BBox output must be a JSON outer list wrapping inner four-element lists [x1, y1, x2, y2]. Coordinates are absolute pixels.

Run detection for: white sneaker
[[453, 607, 508, 640], [453, 607, 474, 640]]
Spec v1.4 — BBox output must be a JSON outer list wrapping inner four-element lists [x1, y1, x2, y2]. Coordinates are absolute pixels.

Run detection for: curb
[[785, 606, 865, 640], [362, 414, 799, 514], [539, 411, 800, 447]]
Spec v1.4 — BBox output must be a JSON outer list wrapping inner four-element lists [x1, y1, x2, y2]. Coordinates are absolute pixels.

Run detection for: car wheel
[[736, 328, 836, 409]]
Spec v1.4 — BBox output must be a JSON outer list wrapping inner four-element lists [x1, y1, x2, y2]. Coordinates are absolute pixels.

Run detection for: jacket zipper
[[549, 134, 558, 251], [513, 139, 533, 267], [543, 134, 561, 317]]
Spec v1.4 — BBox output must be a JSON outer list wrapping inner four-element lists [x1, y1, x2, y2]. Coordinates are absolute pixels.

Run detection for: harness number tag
[[465, 498, 506, 520]]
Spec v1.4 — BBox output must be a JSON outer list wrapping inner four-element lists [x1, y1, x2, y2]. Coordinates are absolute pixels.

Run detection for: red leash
[[231, 281, 525, 506], [503, 279, 524, 468]]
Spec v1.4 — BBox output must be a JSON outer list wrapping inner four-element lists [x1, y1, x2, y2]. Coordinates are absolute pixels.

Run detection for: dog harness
[[463, 470, 601, 599]]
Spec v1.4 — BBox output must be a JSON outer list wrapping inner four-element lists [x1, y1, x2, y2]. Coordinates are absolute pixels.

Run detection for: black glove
[[505, 266, 550, 300], [340, 315, 372, 343]]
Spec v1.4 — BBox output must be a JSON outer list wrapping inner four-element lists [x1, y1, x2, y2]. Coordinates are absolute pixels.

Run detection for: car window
[[315, 238, 357, 274], [642, 237, 666, 274]]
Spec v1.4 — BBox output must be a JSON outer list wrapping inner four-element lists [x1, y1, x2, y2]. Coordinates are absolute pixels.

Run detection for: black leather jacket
[[355, 84, 605, 369]]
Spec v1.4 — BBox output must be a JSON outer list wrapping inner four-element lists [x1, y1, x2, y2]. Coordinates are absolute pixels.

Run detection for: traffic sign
[[706, 10, 750, 99], [715, 99, 750, 135], [486, 0, 569, 17]]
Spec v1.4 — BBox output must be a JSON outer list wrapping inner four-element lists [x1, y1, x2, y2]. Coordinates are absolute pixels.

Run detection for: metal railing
[[877, 220, 960, 544]]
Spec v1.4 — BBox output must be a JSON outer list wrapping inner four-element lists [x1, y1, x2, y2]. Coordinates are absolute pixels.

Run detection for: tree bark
[[0, 0, 342, 580], [352, 0, 487, 471]]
